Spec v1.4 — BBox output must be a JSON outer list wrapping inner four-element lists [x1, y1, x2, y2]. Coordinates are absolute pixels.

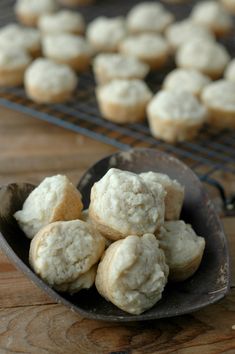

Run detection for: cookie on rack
[[14, 174, 83, 239], [93, 53, 150, 85], [42, 33, 92, 72], [221, 0, 235, 14], [29, 220, 105, 293], [158, 220, 205, 282], [176, 39, 230, 79], [0, 24, 41, 57], [24, 58, 78, 104], [201, 79, 235, 129], [0, 45, 31, 87], [95, 234, 169, 314], [89, 168, 166, 241], [119, 34, 170, 70], [165, 19, 215, 51], [127, 2, 174, 34], [96, 79, 152, 123], [87, 16, 127, 53], [190, 0, 233, 36], [38, 10, 85, 35], [140, 172, 184, 221], [15, 0, 58, 27], [224, 59, 235, 82], [163, 68, 211, 97], [147, 90, 207, 143]]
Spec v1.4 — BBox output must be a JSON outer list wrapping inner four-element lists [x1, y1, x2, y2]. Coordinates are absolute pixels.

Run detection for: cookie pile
[[14, 170, 205, 315], [0, 0, 234, 139]]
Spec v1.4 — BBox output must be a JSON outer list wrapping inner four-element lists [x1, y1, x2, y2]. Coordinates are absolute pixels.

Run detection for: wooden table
[[0, 107, 234, 354]]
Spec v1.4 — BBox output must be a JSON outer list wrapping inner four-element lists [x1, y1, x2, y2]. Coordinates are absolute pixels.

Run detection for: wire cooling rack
[[0, 0, 234, 212]]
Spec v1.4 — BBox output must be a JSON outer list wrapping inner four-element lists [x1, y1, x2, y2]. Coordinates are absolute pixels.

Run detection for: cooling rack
[[0, 0, 234, 213]]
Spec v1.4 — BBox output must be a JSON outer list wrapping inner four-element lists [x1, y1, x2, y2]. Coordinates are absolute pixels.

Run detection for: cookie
[[15, 0, 57, 27], [39, 10, 85, 35]]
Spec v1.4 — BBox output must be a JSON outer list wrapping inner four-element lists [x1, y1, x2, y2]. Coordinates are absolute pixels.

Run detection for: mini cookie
[[158, 220, 205, 282], [0, 46, 31, 87], [93, 53, 149, 85], [221, 0, 235, 14], [127, 2, 174, 34], [39, 10, 85, 35], [42, 34, 92, 72], [147, 90, 207, 143], [87, 16, 126, 53], [95, 234, 169, 315], [140, 172, 184, 221], [201, 79, 235, 129], [119, 34, 170, 70], [165, 19, 215, 51], [96, 79, 153, 123], [14, 174, 83, 239], [176, 39, 230, 79], [58, 0, 95, 5], [0, 24, 41, 57], [29, 220, 105, 292], [163, 68, 211, 97], [89, 168, 166, 241], [24, 58, 78, 104], [15, 0, 58, 27], [224, 59, 235, 82], [191, 0, 233, 36]]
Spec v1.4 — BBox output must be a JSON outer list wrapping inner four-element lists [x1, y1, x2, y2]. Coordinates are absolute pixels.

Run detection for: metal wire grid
[[0, 0, 234, 208]]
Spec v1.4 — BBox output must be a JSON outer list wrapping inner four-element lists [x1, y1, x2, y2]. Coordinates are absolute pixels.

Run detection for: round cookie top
[[127, 1, 174, 33], [42, 34, 92, 60], [29, 219, 105, 287], [96, 234, 169, 315], [25, 58, 78, 94], [147, 90, 207, 123], [201, 79, 235, 112], [163, 68, 211, 96], [0, 45, 31, 69], [15, 0, 57, 15], [39, 10, 85, 34], [87, 16, 127, 51], [120, 34, 169, 59], [0, 24, 40, 53], [97, 79, 153, 106], [165, 19, 215, 50], [89, 168, 166, 237], [224, 59, 235, 82], [190, 0, 233, 33], [176, 39, 230, 73], [93, 53, 149, 81]]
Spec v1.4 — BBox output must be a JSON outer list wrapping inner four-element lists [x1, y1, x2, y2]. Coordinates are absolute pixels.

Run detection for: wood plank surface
[[0, 107, 234, 354]]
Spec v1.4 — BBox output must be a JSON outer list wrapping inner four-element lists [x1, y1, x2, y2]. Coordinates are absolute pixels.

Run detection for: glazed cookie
[[165, 19, 215, 51], [221, 0, 235, 14], [15, 0, 57, 27], [147, 90, 207, 143], [163, 68, 211, 97], [191, 0, 233, 36], [87, 16, 126, 53], [29, 220, 105, 292], [0, 24, 41, 57], [119, 34, 170, 70], [93, 53, 149, 85], [24, 58, 78, 104], [158, 220, 205, 282], [201, 80, 235, 129], [89, 168, 166, 241], [224, 59, 235, 82], [39, 10, 85, 35], [127, 2, 174, 34], [140, 172, 184, 221], [95, 234, 169, 315], [14, 174, 83, 239], [0, 45, 31, 87], [176, 39, 230, 79], [42, 34, 92, 72], [96, 79, 152, 123]]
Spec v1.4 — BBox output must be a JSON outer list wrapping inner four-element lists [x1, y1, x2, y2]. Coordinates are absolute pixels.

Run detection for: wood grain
[[0, 106, 234, 354]]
